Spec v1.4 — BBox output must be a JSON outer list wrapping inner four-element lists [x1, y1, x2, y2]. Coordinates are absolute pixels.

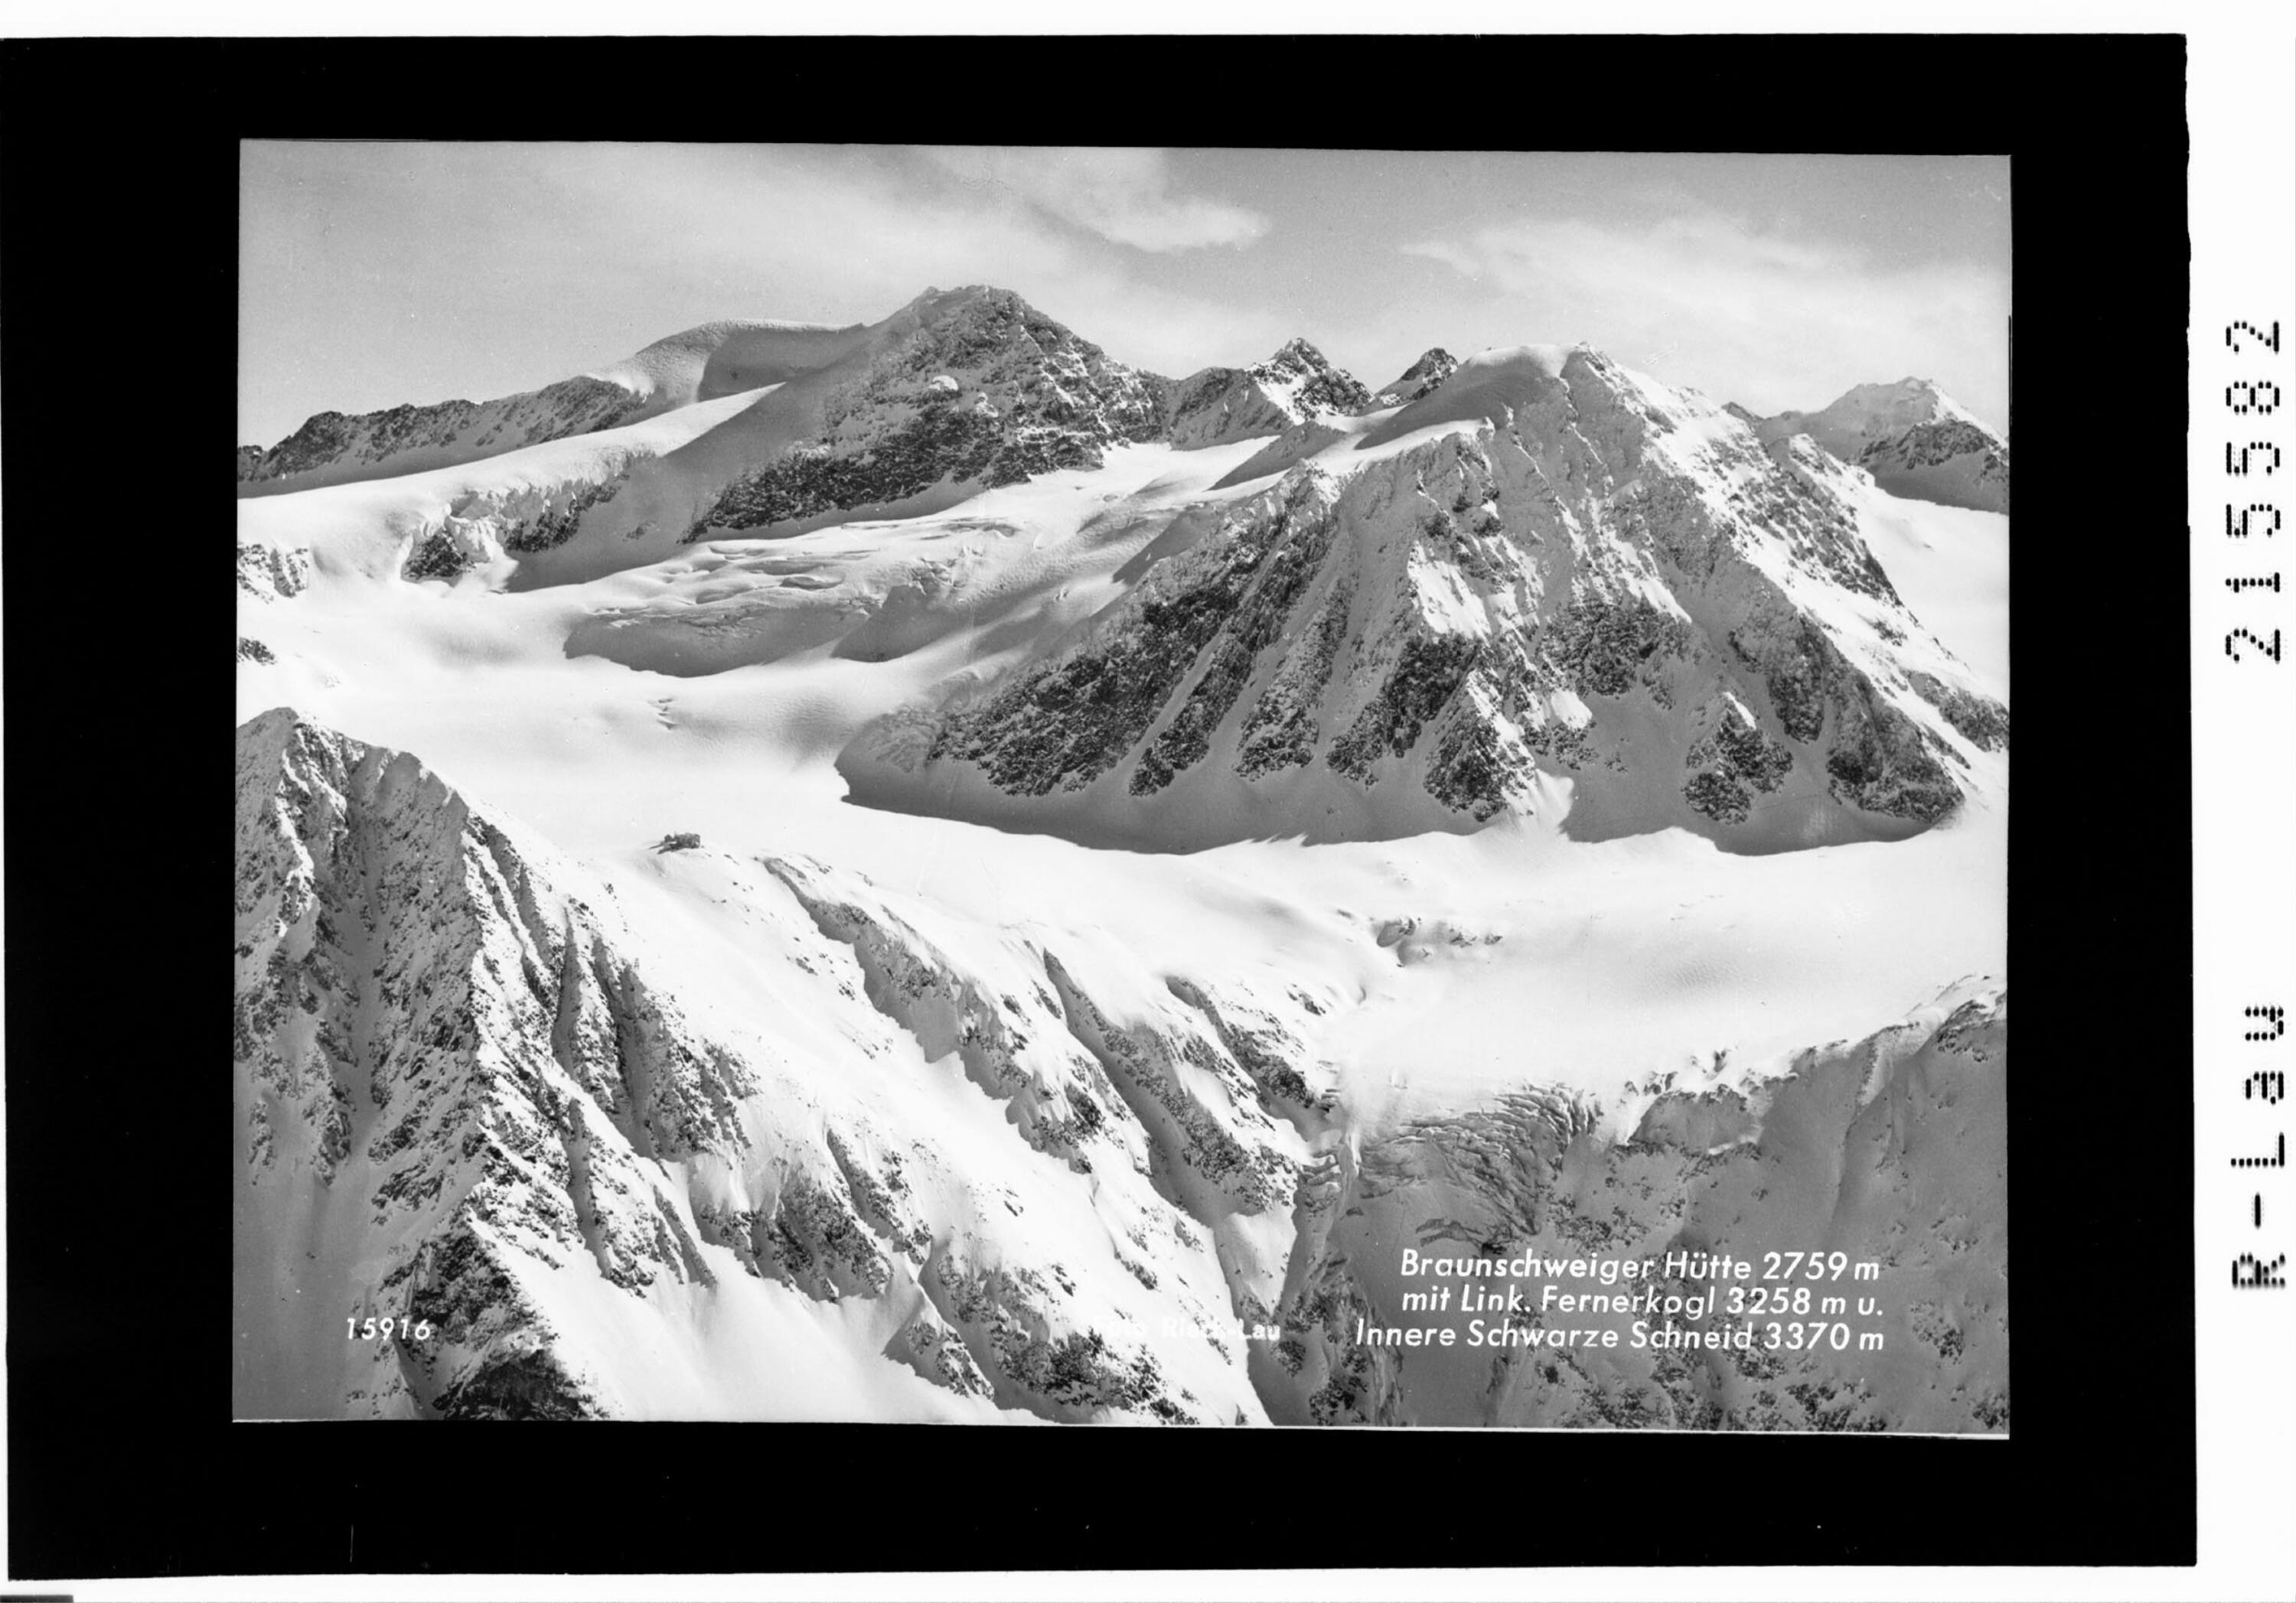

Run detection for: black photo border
[[0, 30, 2193, 1579]]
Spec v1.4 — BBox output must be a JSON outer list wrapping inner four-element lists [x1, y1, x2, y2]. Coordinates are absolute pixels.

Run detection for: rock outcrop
[[1164, 337, 1375, 449]]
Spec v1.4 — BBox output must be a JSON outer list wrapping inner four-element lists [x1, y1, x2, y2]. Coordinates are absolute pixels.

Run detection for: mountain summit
[[1751, 378, 2009, 513], [1164, 336, 1376, 448]]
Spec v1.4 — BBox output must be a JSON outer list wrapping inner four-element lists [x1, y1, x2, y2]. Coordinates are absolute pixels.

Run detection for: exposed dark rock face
[[693, 288, 1165, 539], [763, 856, 1128, 1176], [1329, 634, 1485, 784], [1256, 337, 1374, 416], [1236, 579, 1353, 779], [1044, 953, 1300, 1218], [236, 636, 277, 665], [391, 471, 649, 584], [493, 477, 625, 553], [1165, 337, 1374, 448], [403, 528, 478, 582], [853, 345, 2006, 848]]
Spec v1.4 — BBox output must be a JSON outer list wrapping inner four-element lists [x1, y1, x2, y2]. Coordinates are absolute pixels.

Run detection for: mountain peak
[[1749, 377, 2007, 513], [1370, 347, 1461, 408], [849, 347, 2004, 849]]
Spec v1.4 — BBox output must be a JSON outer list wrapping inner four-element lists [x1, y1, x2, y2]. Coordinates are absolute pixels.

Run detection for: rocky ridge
[[846, 345, 2007, 849], [239, 376, 654, 494], [1753, 378, 2009, 513], [1260, 985, 2008, 1430], [1164, 337, 1377, 450]]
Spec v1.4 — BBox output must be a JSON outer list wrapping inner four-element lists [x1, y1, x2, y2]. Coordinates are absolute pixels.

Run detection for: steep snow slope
[[843, 344, 2007, 852], [237, 319, 869, 496], [1368, 347, 1459, 409], [1754, 379, 2010, 513], [236, 707, 2007, 1427]]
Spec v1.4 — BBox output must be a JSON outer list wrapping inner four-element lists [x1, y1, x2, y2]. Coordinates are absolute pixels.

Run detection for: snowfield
[[236, 287, 2008, 1428]]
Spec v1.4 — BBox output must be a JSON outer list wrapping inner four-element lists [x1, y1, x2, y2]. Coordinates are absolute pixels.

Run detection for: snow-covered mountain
[[235, 282, 2011, 1426], [1751, 379, 2010, 513], [235, 707, 2007, 1425], [1368, 347, 1458, 408], [846, 345, 2006, 851], [1163, 337, 1375, 448]]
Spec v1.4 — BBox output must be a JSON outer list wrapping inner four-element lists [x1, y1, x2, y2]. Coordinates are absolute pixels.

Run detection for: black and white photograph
[[232, 142, 2014, 1430]]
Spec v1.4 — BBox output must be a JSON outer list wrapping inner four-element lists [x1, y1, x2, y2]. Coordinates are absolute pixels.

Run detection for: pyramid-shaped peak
[[1262, 336, 1339, 372], [1369, 347, 1462, 408]]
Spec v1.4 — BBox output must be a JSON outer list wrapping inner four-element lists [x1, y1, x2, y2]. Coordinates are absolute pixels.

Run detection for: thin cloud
[[1402, 207, 2009, 427], [921, 146, 1269, 253]]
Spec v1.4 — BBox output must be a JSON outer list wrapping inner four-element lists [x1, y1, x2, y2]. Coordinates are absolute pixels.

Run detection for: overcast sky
[[240, 144, 2010, 445]]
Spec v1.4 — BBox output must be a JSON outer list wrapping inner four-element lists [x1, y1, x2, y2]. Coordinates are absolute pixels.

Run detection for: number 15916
[[347, 1315, 432, 1343]]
